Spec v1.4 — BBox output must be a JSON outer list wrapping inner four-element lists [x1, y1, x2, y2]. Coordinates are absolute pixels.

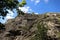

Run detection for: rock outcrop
[[0, 13, 60, 40]]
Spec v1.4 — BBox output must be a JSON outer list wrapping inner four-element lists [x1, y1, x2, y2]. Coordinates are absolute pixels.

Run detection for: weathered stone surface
[[1, 13, 60, 40]]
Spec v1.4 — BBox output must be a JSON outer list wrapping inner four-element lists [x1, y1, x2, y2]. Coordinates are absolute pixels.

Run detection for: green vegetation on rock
[[31, 22, 47, 40]]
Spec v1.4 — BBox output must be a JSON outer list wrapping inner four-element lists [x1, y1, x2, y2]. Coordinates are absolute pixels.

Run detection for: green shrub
[[31, 22, 47, 40]]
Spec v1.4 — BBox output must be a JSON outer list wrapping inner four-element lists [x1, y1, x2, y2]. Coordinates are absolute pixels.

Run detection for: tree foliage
[[0, 22, 5, 30], [0, 0, 26, 18], [31, 22, 47, 40]]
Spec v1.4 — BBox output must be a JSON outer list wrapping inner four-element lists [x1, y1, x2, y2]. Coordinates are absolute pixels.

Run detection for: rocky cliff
[[0, 13, 60, 40]]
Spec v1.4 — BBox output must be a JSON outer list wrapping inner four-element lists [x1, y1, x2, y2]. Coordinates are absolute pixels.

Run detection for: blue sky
[[0, 0, 60, 23], [19, 0, 60, 14]]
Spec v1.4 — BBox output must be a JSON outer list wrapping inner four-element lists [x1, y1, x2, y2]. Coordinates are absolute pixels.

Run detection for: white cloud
[[35, 0, 40, 5], [19, 6, 33, 13], [35, 13, 39, 14], [31, 0, 34, 1], [44, 0, 49, 3], [5, 9, 14, 19], [6, 16, 14, 19], [31, 0, 40, 5], [19, 6, 39, 14], [0, 9, 16, 23]]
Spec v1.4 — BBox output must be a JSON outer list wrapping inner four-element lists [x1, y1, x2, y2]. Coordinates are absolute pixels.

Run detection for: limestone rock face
[[0, 13, 60, 40], [39, 13, 60, 40], [4, 13, 38, 40]]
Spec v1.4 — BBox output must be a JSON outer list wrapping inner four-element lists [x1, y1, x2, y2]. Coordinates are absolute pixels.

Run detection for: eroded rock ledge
[[0, 13, 60, 40]]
